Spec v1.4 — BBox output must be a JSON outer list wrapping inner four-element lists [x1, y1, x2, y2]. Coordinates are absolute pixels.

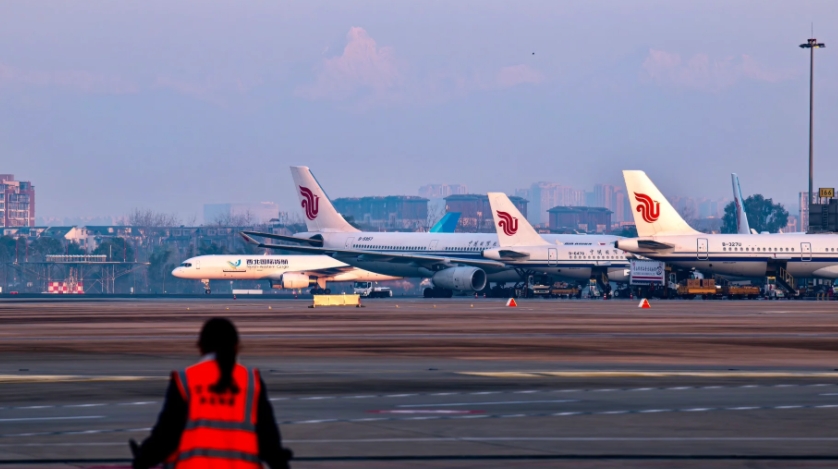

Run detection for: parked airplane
[[731, 173, 752, 235], [484, 192, 630, 284], [242, 166, 621, 297], [430, 212, 461, 233], [616, 170, 838, 292], [172, 255, 398, 294]]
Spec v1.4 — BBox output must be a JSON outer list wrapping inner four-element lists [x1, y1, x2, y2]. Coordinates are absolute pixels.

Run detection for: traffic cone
[[638, 298, 651, 309], [506, 298, 518, 307]]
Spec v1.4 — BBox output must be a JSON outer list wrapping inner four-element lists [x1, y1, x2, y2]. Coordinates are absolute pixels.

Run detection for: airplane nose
[[171, 267, 183, 278]]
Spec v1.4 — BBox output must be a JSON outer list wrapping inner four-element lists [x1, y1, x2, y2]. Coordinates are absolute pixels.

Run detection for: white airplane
[[616, 170, 838, 291], [172, 255, 398, 294], [242, 166, 622, 297], [731, 173, 752, 235], [483, 192, 630, 283], [732, 173, 803, 236]]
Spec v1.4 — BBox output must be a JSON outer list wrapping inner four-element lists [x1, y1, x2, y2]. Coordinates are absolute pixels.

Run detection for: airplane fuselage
[[618, 234, 838, 279], [172, 255, 398, 282], [293, 231, 623, 282]]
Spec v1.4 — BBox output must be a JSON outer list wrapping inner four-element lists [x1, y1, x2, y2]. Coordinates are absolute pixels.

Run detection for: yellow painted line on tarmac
[[0, 375, 164, 383], [459, 371, 838, 379]]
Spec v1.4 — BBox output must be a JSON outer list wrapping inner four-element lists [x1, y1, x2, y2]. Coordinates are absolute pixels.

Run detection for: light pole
[[800, 37, 825, 213]]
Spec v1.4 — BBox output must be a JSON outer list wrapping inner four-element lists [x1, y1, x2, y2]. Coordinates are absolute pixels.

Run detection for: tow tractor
[[353, 282, 393, 298]]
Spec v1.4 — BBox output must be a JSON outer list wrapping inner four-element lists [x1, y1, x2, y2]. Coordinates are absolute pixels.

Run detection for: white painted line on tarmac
[[6, 382, 836, 411], [3, 402, 838, 436], [399, 400, 576, 408], [10, 437, 838, 447], [0, 415, 103, 422]]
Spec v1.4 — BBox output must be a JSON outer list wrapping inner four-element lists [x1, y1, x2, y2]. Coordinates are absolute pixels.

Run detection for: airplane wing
[[242, 231, 323, 247], [241, 233, 508, 272]]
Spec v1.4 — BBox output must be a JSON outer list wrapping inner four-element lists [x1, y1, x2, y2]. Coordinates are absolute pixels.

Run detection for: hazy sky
[[1, 1, 836, 222]]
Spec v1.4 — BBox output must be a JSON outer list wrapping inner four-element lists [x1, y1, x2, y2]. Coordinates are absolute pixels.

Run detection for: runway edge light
[[506, 298, 518, 307], [638, 298, 651, 309]]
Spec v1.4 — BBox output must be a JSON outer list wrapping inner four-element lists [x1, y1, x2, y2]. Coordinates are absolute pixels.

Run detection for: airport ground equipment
[[310, 294, 362, 308], [532, 281, 581, 299], [353, 282, 393, 298], [676, 279, 718, 299]]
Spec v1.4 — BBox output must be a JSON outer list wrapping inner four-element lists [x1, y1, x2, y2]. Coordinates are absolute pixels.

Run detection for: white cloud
[[641, 49, 793, 91], [0, 63, 138, 94], [297, 27, 547, 107], [296, 27, 403, 102], [496, 64, 546, 88]]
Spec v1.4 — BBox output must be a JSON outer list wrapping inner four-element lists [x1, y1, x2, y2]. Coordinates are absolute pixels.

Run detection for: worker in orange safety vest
[[130, 317, 292, 469]]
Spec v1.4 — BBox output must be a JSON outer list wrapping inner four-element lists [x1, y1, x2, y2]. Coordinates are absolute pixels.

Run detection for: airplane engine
[[277, 273, 312, 289], [432, 267, 487, 292]]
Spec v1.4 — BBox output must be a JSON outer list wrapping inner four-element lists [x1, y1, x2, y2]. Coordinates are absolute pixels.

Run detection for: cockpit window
[[181, 263, 192, 267]]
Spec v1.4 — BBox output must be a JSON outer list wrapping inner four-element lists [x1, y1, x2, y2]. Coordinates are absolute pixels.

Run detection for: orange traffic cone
[[638, 298, 651, 309], [506, 298, 518, 307]]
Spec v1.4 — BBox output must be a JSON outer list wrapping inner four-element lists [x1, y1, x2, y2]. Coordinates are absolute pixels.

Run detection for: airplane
[[430, 212, 461, 233], [732, 173, 803, 236], [172, 207, 456, 295], [731, 173, 752, 235], [483, 192, 630, 285], [172, 255, 398, 294], [615, 170, 838, 292], [242, 166, 622, 298]]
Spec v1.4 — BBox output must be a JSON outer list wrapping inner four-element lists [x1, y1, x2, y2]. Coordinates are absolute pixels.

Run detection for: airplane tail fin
[[430, 212, 460, 233], [487, 192, 550, 247], [731, 173, 751, 235], [622, 170, 699, 237], [290, 166, 359, 233]]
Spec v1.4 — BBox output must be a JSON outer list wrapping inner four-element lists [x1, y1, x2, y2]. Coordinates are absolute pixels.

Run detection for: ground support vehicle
[[354, 282, 393, 298]]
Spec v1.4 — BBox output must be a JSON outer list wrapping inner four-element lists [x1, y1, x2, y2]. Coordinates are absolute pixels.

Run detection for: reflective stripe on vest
[[177, 448, 261, 464], [170, 361, 261, 468]]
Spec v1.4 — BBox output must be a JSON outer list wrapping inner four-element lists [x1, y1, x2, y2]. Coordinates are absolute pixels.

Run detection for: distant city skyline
[[2, 2, 834, 221]]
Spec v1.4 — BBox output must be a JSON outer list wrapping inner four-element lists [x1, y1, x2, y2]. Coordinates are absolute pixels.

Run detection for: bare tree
[[211, 210, 256, 227], [425, 205, 444, 231], [678, 205, 699, 228], [120, 209, 182, 227]]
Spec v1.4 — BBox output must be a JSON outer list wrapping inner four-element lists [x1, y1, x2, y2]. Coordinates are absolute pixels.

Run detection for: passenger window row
[[723, 247, 794, 252]]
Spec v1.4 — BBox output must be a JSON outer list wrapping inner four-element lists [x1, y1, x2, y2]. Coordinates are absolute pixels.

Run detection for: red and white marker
[[506, 298, 518, 307], [638, 298, 651, 309]]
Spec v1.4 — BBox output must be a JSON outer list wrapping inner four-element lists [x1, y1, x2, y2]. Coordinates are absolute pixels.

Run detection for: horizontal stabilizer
[[637, 239, 676, 250], [241, 231, 323, 247], [497, 250, 531, 259]]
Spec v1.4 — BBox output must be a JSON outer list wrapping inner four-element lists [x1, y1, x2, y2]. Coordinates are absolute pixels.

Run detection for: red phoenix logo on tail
[[633, 193, 660, 223], [496, 211, 518, 236], [299, 186, 320, 220]]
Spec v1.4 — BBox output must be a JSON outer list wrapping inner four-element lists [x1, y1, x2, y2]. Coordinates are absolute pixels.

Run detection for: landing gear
[[201, 279, 211, 295], [423, 287, 454, 298], [310, 287, 332, 295]]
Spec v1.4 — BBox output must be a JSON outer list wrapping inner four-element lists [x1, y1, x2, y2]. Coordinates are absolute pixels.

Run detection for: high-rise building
[[521, 182, 585, 226], [0, 174, 35, 228], [418, 184, 468, 199], [444, 194, 527, 232], [333, 196, 428, 231], [593, 184, 616, 211]]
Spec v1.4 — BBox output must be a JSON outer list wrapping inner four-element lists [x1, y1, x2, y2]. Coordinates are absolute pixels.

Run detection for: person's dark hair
[[198, 317, 240, 394]]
